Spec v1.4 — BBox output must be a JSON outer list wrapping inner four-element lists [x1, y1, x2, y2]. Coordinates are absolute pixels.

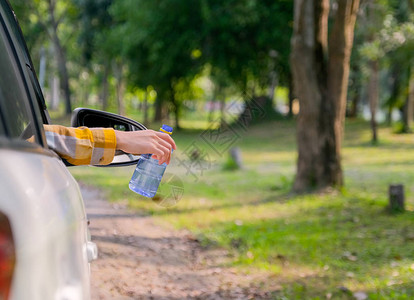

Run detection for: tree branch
[[31, 7, 53, 40], [56, 7, 69, 26]]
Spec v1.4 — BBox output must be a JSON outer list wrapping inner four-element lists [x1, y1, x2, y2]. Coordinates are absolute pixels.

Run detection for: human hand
[[115, 130, 177, 165]]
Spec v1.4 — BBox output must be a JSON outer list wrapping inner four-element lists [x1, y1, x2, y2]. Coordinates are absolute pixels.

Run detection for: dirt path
[[80, 184, 274, 300]]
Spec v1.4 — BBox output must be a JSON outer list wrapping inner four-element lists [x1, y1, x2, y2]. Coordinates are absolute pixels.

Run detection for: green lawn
[[70, 119, 414, 299]]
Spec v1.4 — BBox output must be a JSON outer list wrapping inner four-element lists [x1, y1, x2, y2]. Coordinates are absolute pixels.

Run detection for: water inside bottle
[[129, 155, 166, 197]]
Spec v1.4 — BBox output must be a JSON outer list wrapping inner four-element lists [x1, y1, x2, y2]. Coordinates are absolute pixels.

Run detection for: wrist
[[115, 130, 127, 151]]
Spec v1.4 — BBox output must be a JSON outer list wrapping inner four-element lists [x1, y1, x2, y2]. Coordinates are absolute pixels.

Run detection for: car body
[[0, 1, 143, 299]]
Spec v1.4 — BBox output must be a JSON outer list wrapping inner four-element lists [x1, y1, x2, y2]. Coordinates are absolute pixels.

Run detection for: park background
[[10, 0, 414, 299]]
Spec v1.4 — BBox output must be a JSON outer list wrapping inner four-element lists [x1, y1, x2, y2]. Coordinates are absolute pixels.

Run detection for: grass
[[70, 119, 414, 299]]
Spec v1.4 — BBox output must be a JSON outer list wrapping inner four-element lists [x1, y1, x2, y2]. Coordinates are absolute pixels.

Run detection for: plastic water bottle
[[129, 124, 173, 197]]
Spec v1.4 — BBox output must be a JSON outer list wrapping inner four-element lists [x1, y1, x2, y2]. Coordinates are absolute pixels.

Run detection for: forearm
[[43, 125, 176, 166], [44, 125, 116, 165]]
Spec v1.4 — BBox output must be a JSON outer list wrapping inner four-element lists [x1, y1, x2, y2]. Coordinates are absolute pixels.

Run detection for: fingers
[[151, 131, 175, 164], [156, 132, 176, 150], [152, 143, 171, 165], [157, 138, 173, 153], [115, 129, 177, 164]]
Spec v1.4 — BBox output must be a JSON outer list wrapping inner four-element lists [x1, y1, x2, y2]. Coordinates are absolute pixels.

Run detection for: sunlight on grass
[[70, 119, 414, 299], [179, 119, 221, 130]]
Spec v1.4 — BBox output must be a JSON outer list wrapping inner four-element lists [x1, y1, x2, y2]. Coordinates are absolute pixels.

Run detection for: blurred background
[[9, 0, 414, 298]]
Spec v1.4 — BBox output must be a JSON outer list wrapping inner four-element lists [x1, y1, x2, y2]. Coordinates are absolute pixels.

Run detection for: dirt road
[[80, 184, 274, 300]]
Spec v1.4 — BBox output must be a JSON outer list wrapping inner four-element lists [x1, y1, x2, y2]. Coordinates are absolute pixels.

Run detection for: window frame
[[0, 1, 46, 147], [1, 0, 50, 124]]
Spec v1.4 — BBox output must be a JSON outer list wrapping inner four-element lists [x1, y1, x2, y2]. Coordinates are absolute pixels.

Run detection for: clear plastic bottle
[[129, 124, 173, 197]]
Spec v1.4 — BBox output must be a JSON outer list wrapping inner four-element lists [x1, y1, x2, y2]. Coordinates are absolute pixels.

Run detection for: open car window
[[0, 6, 38, 143], [0, 1, 48, 122], [0, 0, 51, 148]]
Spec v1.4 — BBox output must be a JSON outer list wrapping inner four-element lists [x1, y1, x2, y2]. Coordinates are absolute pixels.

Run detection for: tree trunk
[[116, 82, 125, 116], [288, 74, 294, 118], [49, 75, 60, 111], [101, 63, 110, 111], [400, 1, 414, 132], [347, 64, 361, 118], [80, 75, 90, 107], [348, 72, 361, 118], [220, 97, 226, 127], [38, 47, 46, 90], [348, 92, 359, 118], [169, 84, 180, 130], [48, 0, 71, 115], [154, 96, 163, 122], [407, 71, 414, 129], [267, 71, 278, 105], [386, 66, 400, 125], [402, 67, 414, 133], [387, 106, 392, 126], [143, 90, 149, 126], [368, 60, 379, 142], [113, 61, 125, 116], [210, 82, 222, 123], [291, 0, 360, 192]]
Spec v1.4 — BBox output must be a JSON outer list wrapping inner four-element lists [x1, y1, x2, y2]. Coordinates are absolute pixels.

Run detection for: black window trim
[[3, 0, 49, 123], [0, 3, 45, 148]]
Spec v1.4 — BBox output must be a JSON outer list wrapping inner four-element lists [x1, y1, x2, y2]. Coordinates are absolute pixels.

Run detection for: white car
[[0, 1, 145, 299]]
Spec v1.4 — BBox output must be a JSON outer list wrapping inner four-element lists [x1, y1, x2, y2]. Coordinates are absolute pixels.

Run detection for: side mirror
[[71, 108, 147, 167]]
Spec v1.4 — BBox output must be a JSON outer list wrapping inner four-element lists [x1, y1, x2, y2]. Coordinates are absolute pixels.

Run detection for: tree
[[74, 0, 113, 111], [108, 0, 293, 127], [389, 1, 414, 133], [359, 1, 414, 136], [11, 0, 77, 115], [290, 0, 360, 192], [357, 1, 390, 142], [47, 0, 73, 115], [203, 0, 293, 122], [109, 0, 205, 128]]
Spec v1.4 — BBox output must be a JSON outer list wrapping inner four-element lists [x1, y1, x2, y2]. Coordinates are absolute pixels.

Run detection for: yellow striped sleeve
[[90, 127, 117, 165], [44, 125, 116, 166]]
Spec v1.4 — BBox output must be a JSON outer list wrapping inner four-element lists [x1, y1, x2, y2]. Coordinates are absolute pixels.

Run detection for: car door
[[0, 1, 91, 299]]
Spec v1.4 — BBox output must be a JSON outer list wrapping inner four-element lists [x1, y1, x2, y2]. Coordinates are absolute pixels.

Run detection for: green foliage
[[11, 0, 294, 119], [71, 118, 414, 299], [10, 0, 47, 51], [109, 0, 204, 88], [349, 0, 414, 121], [73, 0, 114, 63], [359, 14, 414, 61], [10, 0, 79, 65], [203, 0, 293, 90]]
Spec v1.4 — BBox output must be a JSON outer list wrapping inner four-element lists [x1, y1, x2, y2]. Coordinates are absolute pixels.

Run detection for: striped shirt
[[44, 125, 117, 166]]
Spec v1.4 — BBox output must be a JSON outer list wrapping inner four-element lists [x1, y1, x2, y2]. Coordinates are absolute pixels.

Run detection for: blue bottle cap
[[161, 124, 173, 134]]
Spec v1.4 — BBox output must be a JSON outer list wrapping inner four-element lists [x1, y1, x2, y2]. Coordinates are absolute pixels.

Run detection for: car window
[[0, 1, 49, 123], [0, 22, 37, 142]]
